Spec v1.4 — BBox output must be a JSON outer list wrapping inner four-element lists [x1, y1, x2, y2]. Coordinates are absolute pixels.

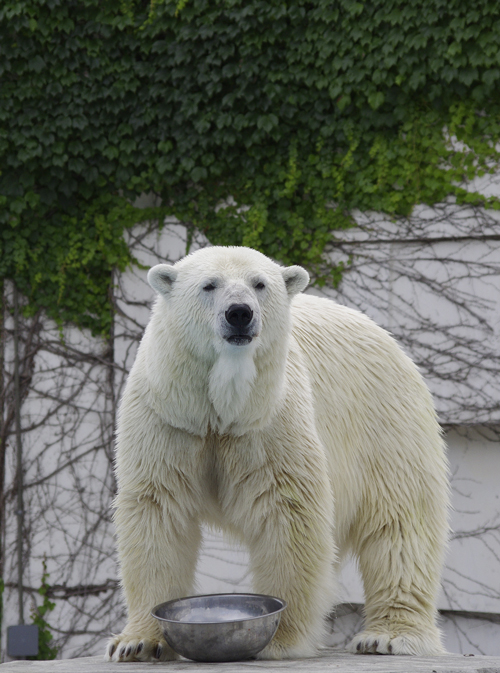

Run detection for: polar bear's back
[[290, 293, 431, 418], [290, 293, 447, 551]]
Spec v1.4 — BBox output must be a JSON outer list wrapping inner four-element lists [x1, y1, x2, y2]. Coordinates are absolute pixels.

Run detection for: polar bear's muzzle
[[224, 303, 256, 345]]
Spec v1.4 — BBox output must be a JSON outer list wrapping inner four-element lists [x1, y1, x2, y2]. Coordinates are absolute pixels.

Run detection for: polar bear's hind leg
[[348, 469, 448, 655]]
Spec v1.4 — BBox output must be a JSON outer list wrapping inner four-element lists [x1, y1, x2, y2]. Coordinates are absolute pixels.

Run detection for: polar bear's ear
[[282, 265, 310, 296], [147, 264, 178, 296]]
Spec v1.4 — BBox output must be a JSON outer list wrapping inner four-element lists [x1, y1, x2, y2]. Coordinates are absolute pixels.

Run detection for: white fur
[[208, 344, 257, 430], [106, 246, 449, 663]]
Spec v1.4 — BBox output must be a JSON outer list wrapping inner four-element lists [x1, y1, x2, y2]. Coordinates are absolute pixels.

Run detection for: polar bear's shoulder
[[291, 293, 364, 321], [290, 293, 415, 375], [291, 293, 384, 339]]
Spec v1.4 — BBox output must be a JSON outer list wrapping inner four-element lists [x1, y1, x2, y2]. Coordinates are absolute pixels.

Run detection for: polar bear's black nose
[[225, 304, 253, 328]]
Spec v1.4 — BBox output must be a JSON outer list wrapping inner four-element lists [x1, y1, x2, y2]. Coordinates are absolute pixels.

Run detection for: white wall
[[2, 201, 499, 659], [118, 215, 500, 655]]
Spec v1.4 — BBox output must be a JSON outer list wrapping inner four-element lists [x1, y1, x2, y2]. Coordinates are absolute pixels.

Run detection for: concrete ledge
[[2, 650, 500, 673]]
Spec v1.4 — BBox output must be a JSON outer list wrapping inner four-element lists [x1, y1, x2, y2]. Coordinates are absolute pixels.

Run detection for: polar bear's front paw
[[347, 628, 445, 655], [256, 638, 316, 660], [256, 640, 289, 660], [105, 634, 177, 662]]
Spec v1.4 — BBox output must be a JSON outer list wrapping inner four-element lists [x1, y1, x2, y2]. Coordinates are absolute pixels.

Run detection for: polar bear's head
[[147, 246, 309, 357], [147, 247, 309, 432]]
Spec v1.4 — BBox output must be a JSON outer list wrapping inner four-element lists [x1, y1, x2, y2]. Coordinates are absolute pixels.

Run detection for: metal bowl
[[151, 593, 286, 662]]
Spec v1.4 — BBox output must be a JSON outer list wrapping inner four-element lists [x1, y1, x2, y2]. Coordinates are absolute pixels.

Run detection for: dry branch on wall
[[0, 205, 499, 659]]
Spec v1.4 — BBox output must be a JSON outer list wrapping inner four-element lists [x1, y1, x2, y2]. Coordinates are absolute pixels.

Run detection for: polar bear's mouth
[[226, 335, 253, 346]]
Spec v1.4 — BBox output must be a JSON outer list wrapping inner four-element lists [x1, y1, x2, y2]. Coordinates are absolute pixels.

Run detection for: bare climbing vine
[[0, 204, 499, 659]]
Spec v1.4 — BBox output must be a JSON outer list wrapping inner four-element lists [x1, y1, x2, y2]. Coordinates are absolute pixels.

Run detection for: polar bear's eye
[[203, 283, 216, 292], [254, 282, 265, 290]]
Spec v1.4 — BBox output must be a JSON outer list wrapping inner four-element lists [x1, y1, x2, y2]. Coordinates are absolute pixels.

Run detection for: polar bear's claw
[[348, 629, 445, 656], [105, 635, 175, 662]]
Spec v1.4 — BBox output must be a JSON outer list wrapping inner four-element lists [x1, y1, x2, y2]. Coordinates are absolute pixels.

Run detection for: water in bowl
[[176, 606, 247, 623]]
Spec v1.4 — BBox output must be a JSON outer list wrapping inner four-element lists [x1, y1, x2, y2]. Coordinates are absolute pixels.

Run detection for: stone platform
[[2, 650, 500, 673]]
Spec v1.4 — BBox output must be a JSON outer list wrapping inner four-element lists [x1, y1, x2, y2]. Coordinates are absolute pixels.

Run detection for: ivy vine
[[1, 0, 500, 335], [28, 560, 58, 661]]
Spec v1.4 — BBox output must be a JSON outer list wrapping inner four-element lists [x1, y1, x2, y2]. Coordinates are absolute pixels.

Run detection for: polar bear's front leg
[[243, 464, 337, 659], [106, 490, 201, 662]]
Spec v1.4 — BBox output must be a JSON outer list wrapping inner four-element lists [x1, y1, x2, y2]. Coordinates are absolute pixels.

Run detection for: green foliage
[[1, 0, 500, 334], [28, 560, 58, 661]]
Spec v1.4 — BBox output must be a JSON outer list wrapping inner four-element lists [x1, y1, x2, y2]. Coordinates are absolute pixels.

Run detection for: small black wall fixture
[[7, 624, 39, 658]]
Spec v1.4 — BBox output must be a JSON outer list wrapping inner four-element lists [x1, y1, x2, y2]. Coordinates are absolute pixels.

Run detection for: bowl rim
[[151, 592, 287, 625]]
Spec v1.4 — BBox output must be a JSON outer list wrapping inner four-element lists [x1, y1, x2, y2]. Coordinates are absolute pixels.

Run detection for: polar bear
[[106, 246, 449, 662]]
